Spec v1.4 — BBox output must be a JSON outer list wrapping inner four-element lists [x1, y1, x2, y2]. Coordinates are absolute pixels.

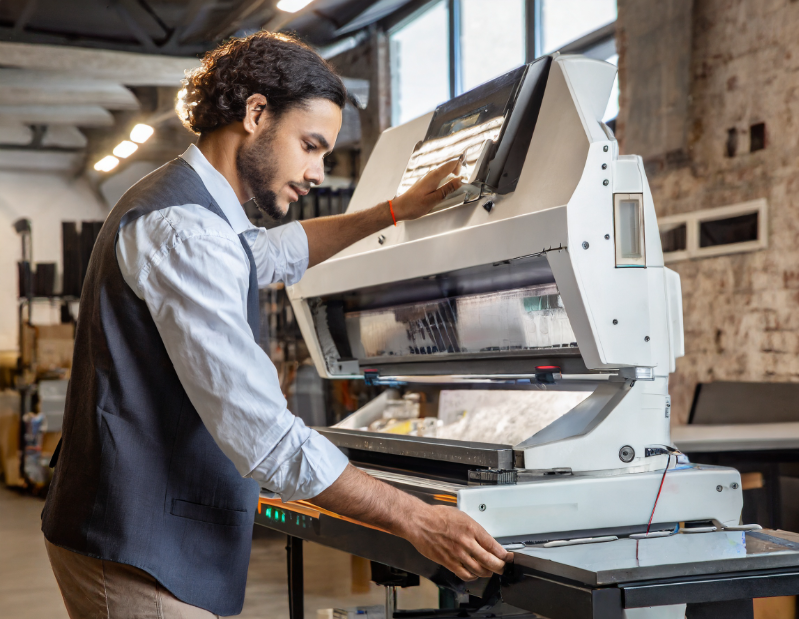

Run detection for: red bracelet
[[388, 199, 397, 226]]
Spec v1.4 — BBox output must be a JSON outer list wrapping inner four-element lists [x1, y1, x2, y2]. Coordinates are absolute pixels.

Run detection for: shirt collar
[[180, 144, 253, 235]]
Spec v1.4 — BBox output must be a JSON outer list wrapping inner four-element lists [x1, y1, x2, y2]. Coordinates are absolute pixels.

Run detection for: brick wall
[[618, 0, 799, 423]]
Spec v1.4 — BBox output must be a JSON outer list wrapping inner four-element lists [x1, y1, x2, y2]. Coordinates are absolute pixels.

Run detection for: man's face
[[236, 98, 342, 219]]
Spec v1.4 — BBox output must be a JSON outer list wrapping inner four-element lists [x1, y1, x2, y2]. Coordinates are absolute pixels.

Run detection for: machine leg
[[685, 599, 754, 619], [287, 536, 304, 619], [385, 585, 397, 619]]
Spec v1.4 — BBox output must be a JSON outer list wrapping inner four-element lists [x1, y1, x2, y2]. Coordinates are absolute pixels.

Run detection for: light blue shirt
[[116, 144, 349, 502]]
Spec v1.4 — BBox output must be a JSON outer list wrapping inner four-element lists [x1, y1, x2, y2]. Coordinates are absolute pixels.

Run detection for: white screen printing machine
[[254, 55, 799, 619]]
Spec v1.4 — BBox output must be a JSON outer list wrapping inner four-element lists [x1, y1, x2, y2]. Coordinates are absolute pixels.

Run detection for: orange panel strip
[[258, 493, 458, 533]]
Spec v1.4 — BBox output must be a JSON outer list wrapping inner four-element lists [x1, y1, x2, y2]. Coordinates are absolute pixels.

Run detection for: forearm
[[300, 202, 393, 268], [312, 463, 512, 581], [311, 463, 419, 537], [300, 158, 464, 268]]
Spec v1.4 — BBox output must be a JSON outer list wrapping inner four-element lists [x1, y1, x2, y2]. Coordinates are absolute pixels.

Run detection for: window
[[390, 1, 450, 126], [389, 0, 617, 126], [658, 199, 768, 262], [699, 212, 758, 248], [538, 0, 617, 54], [460, 0, 526, 92]]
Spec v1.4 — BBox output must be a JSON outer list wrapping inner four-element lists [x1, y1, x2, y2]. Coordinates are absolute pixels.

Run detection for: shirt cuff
[[248, 421, 349, 502]]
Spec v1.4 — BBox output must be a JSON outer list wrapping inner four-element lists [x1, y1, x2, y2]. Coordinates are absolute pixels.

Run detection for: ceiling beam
[[0, 70, 140, 110], [163, 0, 215, 50], [0, 124, 34, 146], [42, 126, 89, 149], [0, 42, 200, 86], [0, 27, 207, 56], [13, 0, 40, 34], [208, 0, 270, 41], [0, 105, 115, 127], [113, 1, 158, 53], [0, 150, 83, 173]]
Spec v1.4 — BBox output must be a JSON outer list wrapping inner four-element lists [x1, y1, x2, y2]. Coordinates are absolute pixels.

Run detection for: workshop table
[[255, 494, 799, 619]]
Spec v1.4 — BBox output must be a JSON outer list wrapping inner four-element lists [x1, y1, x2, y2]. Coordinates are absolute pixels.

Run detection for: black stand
[[287, 536, 304, 619]]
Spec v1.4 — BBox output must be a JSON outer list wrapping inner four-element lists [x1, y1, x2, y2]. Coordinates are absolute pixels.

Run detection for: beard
[[235, 125, 284, 220]]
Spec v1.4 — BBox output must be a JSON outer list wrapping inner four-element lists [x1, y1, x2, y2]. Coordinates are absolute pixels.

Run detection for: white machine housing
[[287, 55, 742, 536]]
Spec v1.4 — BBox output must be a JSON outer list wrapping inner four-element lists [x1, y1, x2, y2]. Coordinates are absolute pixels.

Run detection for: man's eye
[[304, 142, 317, 152]]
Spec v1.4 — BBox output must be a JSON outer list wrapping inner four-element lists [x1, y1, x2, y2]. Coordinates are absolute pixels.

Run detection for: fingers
[[422, 157, 464, 189], [473, 524, 512, 562], [466, 540, 507, 574], [434, 177, 464, 201], [457, 553, 493, 580], [452, 564, 478, 582]]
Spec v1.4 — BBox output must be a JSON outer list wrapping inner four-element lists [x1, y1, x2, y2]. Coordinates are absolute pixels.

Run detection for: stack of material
[[436, 390, 592, 446]]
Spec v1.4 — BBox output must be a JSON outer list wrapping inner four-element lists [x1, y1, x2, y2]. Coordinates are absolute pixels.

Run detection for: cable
[[645, 453, 671, 536]]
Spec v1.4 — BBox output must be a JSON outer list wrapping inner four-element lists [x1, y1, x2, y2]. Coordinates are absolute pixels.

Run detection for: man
[[42, 32, 512, 618]]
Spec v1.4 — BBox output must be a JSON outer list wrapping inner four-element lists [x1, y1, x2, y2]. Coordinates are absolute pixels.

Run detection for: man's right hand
[[312, 464, 513, 582], [397, 504, 512, 581]]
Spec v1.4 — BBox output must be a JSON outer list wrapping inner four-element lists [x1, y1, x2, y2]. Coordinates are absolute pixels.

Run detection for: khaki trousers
[[45, 538, 220, 619]]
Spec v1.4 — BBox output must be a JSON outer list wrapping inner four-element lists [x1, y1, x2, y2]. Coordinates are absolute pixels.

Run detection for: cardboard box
[[35, 323, 75, 371], [36, 324, 74, 341], [37, 339, 74, 370]]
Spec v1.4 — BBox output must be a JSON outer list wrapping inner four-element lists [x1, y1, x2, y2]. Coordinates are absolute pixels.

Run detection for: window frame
[[657, 199, 769, 263], [387, 0, 617, 120]]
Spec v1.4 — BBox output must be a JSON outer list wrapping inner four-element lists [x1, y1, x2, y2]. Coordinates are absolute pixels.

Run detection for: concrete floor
[[0, 484, 439, 618]]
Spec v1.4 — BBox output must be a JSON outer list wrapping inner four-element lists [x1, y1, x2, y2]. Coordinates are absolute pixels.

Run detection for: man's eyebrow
[[309, 132, 331, 152]]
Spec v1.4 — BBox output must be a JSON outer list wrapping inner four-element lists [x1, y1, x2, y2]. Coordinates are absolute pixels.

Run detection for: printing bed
[[254, 53, 799, 618]]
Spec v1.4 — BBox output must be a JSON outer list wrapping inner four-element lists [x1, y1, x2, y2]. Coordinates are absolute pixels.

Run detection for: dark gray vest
[[42, 159, 261, 616]]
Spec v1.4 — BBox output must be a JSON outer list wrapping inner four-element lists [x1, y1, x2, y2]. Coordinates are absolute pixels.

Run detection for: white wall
[[0, 172, 108, 351]]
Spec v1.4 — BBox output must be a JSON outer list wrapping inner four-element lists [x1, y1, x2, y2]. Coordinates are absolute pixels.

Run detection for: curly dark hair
[[178, 31, 347, 134]]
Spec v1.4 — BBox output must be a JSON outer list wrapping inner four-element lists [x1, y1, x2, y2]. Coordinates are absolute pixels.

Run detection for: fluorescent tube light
[[130, 123, 154, 144], [277, 0, 314, 12], [94, 156, 119, 172], [113, 140, 138, 158]]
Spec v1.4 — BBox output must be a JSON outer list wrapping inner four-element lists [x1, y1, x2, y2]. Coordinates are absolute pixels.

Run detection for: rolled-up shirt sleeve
[[249, 220, 309, 287], [127, 223, 347, 502]]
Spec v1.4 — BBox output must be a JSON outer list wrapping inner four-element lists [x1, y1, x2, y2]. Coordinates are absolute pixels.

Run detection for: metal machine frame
[[256, 54, 799, 619]]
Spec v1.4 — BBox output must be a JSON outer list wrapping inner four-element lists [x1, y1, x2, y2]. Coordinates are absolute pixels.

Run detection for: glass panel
[[540, 0, 617, 54], [340, 283, 577, 361], [618, 199, 642, 259], [390, 1, 450, 126], [460, 0, 526, 92], [699, 212, 759, 248]]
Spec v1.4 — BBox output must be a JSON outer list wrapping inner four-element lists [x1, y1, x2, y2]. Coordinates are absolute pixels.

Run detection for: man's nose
[[306, 161, 324, 186]]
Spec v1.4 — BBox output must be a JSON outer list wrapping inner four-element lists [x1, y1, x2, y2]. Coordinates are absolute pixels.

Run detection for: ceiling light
[[277, 0, 314, 12], [113, 140, 138, 158], [94, 156, 119, 172], [130, 123, 154, 144]]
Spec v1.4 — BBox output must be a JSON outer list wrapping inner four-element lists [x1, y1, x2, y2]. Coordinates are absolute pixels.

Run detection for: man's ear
[[243, 94, 268, 135]]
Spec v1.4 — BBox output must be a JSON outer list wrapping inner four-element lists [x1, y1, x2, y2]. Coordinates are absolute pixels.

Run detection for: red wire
[[645, 453, 671, 535]]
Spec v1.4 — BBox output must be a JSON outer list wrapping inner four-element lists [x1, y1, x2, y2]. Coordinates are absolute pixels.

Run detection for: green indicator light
[[266, 508, 271, 518], [282, 512, 285, 523]]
